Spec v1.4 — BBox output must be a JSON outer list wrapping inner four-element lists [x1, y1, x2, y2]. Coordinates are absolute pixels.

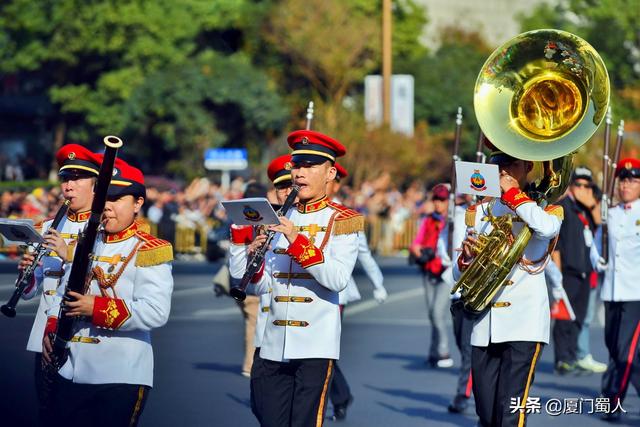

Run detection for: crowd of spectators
[[0, 173, 446, 260]]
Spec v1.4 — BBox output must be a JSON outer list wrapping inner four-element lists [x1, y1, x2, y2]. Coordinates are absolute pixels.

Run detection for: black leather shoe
[[332, 396, 354, 421], [448, 394, 469, 414]]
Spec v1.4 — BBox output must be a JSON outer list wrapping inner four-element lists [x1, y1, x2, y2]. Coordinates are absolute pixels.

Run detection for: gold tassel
[[135, 245, 174, 267], [465, 206, 477, 227], [332, 216, 364, 236]]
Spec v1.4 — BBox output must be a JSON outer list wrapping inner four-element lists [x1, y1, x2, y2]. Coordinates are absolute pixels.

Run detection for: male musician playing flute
[[244, 130, 362, 427], [590, 158, 640, 422], [19, 144, 101, 418], [42, 158, 173, 427], [454, 146, 563, 427]]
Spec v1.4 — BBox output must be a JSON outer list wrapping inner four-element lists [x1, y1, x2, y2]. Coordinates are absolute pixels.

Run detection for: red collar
[[67, 210, 91, 222], [104, 221, 138, 243], [297, 196, 329, 214]]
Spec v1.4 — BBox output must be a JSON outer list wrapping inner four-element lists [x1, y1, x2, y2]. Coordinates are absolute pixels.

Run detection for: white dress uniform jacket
[[23, 210, 90, 353], [338, 232, 385, 305], [249, 197, 362, 362], [228, 225, 271, 348], [453, 191, 562, 346], [48, 222, 173, 387], [591, 199, 640, 302]]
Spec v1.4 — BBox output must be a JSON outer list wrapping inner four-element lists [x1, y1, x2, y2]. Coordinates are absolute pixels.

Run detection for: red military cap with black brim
[[105, 158, 146, 199], [267, 154, 293, 188], [616, 158, 640, 180], [56, 144, 101, 180], [287, 130, 346, 166]]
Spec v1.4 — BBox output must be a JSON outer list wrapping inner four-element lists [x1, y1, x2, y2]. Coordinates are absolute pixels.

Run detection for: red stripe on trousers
[[465, 370, 473, 398], [615, 321, 640, 404]]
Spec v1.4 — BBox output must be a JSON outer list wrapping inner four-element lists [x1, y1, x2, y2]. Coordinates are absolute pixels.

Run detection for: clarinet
[[1, 200, 70, 318], [230, 186, 299, 302], [43, 136, 122, 382]]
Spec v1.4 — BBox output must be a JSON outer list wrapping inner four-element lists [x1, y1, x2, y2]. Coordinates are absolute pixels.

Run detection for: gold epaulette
[[544, 204, 564, 220], [465, 204, 479, 227], [135, 230, 174, 267], [134, 218, 151, 234], [328, 201, 364, 235]]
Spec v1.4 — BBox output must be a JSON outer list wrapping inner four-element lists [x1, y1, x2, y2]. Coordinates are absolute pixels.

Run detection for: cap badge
[[301, 136, 309, 145], [112, 168, 119, 176], [625, 161, 632, 169], [68, 152, 76, 160], [284, 162, 292, 171]]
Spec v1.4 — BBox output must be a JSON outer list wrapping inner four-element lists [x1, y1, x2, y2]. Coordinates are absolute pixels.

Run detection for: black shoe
[[332, 396, 354, 421], [448, 394, 469, 414]]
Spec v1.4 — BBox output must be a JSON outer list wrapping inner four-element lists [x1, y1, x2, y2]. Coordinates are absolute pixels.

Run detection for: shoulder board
[[135, 230, 174, 267], [328, 201, 364, 235], [544, 204, 564, 220], [134, 218, 151, 234], [465, 203, 480, 227]]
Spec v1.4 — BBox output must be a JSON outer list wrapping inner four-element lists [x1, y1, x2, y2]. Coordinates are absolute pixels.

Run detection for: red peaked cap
[[267, 154, 293, 185], [334, 162, 348, 179], [93, 155, 146, 199], [616, 158, 640, 179], [431, 184, 449, 201], [287, 130, 346, 165], [56, 144, 101, 179]]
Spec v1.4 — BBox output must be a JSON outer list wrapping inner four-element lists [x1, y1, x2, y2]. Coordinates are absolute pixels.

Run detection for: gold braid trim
[[465, 205, 478, 227], [91, 241, 143, 297], [135, 244, 173, 267], [332, 215, 364, 235]]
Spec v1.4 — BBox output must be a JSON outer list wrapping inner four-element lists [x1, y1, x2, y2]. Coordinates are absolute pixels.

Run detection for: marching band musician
[[454, 146, 563, 427], [329, 162, 387, 421], [19, 144, 100, 417], [228, 155, 296, 381], [245, 130, 362, 427], [43, 158, 174, 427], [590, 157, 640, 422]]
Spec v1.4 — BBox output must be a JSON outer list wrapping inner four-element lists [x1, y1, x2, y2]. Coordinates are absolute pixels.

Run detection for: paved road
[[1, 258, 638, 426]]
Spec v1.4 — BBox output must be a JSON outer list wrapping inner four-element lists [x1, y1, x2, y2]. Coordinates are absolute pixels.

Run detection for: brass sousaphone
[[452, 29, 609, 314]]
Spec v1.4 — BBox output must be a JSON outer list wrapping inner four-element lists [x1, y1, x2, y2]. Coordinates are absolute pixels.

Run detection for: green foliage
[[518, 0, 640, 121]]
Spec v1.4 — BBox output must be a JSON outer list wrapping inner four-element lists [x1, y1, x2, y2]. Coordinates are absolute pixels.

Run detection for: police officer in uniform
[[246, 130, 362, 427], [591, 158, 640, 421], [19, 144, 101, 417], [454, 148, 563, 426], [329, 162, 387, 421], [43, 158, 174, 427]]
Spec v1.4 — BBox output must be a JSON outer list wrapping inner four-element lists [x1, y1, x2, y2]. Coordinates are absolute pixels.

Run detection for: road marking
[[344, 287, 423, 317]]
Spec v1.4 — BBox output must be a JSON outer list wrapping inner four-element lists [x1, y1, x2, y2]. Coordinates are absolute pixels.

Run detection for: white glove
[[595, 257, 608, 273], [551, 286, 564, 302], [373, 288, 388, 304]]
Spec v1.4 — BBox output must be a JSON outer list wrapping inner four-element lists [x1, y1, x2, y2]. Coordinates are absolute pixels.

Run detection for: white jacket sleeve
[[356, 233, 384, 290], [514, 202, 562, 240]]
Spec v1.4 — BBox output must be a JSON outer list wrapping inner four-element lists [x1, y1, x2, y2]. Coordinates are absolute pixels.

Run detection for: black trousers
[[250, 353, 334, 427], [472, 341, 543, 427], [553, 273, 590, 364], [451, 300, 474, 398], [602, 301, 640, 405], [329, 362, 351, 406], [51, 376, 150, 427]]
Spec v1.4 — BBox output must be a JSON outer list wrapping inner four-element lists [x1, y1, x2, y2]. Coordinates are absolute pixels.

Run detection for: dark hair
[[244, 182, 268, 198]]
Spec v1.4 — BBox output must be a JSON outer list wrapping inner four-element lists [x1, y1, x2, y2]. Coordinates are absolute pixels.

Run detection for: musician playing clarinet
[[18, 144, 101, 419], [244, 130, 362, 427], [42, 158, 173, 427]]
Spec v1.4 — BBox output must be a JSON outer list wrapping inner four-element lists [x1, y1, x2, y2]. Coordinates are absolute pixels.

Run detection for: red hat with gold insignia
[[616, 158, 640, 179], [287, 130, 346, 166], [267, 155, 293, 187], [105, 157, 146, 199], [56, 144, 101, 179], [335, 162, 348, 180]]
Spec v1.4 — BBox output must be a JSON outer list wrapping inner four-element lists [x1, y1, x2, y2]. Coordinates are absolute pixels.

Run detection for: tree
[[0, 0, 275, 175]]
